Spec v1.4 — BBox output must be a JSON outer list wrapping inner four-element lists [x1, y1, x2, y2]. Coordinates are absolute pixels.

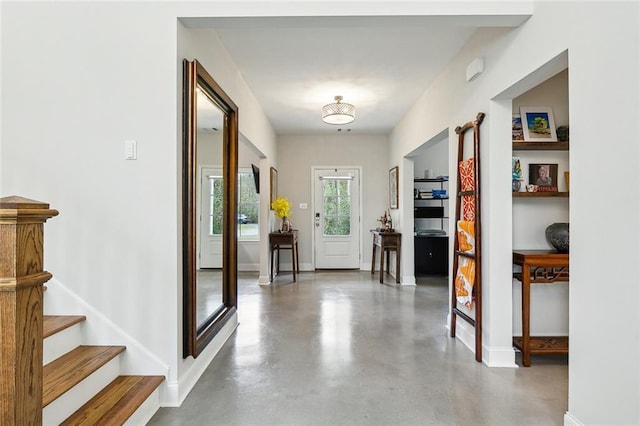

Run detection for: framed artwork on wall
[[520, 106, 558, 142], [389, 166, 399, 209], [270, 167, 277, 209]]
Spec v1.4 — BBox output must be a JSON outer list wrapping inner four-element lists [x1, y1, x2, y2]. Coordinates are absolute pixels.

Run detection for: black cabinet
[[414, 235, 448, 275]]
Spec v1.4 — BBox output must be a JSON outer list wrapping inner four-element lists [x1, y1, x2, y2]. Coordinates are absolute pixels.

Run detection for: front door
[[313, 168, 360, 269], [199, 167, 223, 268]]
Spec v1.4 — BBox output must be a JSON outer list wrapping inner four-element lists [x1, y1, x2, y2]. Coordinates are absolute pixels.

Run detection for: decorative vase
[[545, 222, 569, 252], [512, 178, 522, 192], [281, 217, 290, 232]]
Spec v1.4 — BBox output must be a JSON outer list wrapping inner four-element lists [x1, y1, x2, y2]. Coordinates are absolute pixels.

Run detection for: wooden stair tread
[[61, 375, 165, 425], [43, 345, 125, 407], [44, 315, 87, 338]]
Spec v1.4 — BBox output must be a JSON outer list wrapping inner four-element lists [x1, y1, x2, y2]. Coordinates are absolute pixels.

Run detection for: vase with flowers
[[271, 195, 292, 232]]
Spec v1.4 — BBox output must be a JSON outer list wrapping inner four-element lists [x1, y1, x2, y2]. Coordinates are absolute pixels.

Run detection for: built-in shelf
[[414, 197, 449, 201], [513, 191, 569, 198], [414, 178, 449, 183], [512, 141, 569, 151]]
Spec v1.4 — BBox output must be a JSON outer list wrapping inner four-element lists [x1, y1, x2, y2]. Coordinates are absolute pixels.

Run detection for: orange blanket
[[457, 220, 475, 254], [454, 257, 475, 309]]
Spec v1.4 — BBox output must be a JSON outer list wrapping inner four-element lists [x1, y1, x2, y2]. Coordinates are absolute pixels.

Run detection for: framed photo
[[389, 166, 399, 209], [529, 164, 558, 191], [512, 114, 524, 141], [520, 107, 557, 142], [270, 167, 278, 209]]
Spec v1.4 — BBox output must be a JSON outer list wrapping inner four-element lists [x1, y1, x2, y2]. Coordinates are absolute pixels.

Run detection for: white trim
[[160, 312, 238, 406], [258, 275, 271, 286], [452, 319, 478, 360], [483, 345, 517, 368], [238, 263, 259, 271], [44, 277, 169, 377], [401, 273, 416, 286], [311, 166, 363, 270], [563, 411, 584, 426]]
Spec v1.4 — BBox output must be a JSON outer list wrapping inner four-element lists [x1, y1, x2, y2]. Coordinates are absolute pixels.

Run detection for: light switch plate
[[299, 203, 308, 209], [125, 140, 137, 160]]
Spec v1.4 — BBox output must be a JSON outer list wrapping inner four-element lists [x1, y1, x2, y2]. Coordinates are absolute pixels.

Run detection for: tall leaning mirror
[[183, 59, 238, 358]]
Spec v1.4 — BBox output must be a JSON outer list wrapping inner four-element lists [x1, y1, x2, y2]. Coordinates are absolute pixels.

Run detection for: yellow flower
[[271, 196, 292, 218]]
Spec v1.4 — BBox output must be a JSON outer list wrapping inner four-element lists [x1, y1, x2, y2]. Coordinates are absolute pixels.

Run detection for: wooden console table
[[513, 250, 569, 366], [269, 231, 299, 282], [370, 230, 401, 284]]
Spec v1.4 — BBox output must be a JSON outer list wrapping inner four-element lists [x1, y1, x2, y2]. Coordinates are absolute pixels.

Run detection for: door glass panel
[[208, 176, 223, 236], [322, 179, 351, 236]]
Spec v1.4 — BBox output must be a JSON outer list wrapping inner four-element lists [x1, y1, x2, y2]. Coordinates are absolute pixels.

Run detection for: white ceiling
[[182, 15, 528, 135]]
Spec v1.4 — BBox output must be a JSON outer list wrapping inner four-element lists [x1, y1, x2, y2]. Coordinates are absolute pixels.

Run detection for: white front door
[[199, 167, 223, 268], [314, 168, 360, 269]]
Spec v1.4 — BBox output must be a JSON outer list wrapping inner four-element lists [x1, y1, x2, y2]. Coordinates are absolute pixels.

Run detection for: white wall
[[0, 1, 278, 406], [390, 2, 639, 424], [277, 134, 388, 271]]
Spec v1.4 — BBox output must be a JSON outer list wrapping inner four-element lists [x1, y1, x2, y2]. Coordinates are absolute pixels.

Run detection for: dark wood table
[[370, 230, 401, 283], [512, 249, 569, 366], [269, 231, 299, 282]]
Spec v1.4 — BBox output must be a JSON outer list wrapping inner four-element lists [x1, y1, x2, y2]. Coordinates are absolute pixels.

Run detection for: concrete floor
[[150, 270, 567, 425]]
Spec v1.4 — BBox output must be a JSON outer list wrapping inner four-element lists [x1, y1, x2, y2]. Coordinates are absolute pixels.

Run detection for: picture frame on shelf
[[520, 106, 557, 142], [529, 163, 558, 192], [512, 114, 524, 141], [389, 166, 399, 209]]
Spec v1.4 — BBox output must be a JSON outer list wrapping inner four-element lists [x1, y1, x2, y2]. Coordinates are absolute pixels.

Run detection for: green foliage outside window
[[208, 171, 259, 239], [323, 179, 351, 236]]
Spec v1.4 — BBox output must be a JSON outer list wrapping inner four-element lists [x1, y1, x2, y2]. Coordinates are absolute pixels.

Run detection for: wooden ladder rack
[[450, 112, 484, 362]]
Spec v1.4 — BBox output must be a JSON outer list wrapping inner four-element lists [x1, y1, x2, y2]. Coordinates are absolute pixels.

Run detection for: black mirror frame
[[182, 59, 238, 358]]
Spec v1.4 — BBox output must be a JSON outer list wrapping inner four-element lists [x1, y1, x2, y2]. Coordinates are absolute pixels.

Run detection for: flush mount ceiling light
[[322, 95, 355, 125]]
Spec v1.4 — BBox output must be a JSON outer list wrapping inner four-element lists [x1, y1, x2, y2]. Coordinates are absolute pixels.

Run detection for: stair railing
[[0, 196, 58, 425]]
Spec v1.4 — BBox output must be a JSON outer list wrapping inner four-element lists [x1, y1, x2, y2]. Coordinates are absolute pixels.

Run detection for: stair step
[[44, 315, 86, 338], [43, 345, 126, 407], [44, 315, 86, 365], [61, 375, 164, 425]]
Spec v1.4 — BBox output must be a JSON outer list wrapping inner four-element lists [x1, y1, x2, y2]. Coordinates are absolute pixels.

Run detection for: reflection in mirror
[[196, 89, 224, 326], [183, 59, 238, 358]]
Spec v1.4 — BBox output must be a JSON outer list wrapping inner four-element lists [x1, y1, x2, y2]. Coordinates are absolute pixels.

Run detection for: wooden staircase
[[42, 315, 164, 425], [0, 196, 164, 425]]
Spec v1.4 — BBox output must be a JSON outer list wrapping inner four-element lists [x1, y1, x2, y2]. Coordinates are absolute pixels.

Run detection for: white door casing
[[313, 168, 360, 269]]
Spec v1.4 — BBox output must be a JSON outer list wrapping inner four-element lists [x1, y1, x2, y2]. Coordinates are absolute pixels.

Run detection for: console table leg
[[379, 247, 384, 283], [396, 246, 401, 284], [522, 264, 531, 367]]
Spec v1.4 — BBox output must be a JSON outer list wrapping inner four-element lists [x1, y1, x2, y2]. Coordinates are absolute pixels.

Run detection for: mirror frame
[[183, 59, 238, 358]]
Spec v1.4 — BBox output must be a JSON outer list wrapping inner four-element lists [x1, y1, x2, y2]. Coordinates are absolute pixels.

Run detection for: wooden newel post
[[0, 196, 58, 425]]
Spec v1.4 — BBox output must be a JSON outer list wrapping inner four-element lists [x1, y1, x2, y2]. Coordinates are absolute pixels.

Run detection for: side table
[[512, 249, 569, 366]]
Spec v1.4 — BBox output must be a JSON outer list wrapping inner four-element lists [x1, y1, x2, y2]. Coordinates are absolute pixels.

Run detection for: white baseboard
[[401, 274, 416, 286], [258, 275, 271, 285], [237, 263, 259, 271], [483, 345, 517, 368], [564, 411, 584, 426], [160, 312, 238, 407], [453, 319, 477, 358]]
